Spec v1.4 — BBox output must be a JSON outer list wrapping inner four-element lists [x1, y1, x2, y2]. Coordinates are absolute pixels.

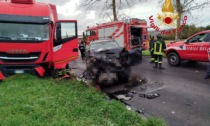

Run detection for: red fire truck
[[0, 0, 78, 80], [85, 18, 149, 50], [166, 30, 210, 66]]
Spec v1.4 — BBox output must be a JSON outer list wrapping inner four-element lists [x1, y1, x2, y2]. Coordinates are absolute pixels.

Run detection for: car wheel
[[167, 52, 181, 66]]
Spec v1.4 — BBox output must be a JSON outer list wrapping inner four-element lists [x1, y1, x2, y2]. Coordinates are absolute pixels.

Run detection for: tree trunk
[[112, 0, 117, 21], [175, 0, 182, 40]]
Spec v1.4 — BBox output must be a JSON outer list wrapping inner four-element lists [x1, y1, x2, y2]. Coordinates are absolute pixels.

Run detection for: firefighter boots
[[150, 61, 154, 63], [159, 64, 165, 70], [153, 63, 158, 68]]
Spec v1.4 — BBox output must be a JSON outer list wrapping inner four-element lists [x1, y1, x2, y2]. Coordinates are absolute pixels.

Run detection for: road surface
[[69, 57, 210, 126], [128, 57, 210, 126]]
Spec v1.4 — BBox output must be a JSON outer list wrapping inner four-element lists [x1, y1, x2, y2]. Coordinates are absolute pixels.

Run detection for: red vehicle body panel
[[166, 30, 210, 62], [0, 0, 78, 79], [85, 19, 149, 50]]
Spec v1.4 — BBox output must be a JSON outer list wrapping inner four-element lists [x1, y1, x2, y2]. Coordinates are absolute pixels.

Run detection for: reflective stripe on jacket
[[153, 39, 166, 55]]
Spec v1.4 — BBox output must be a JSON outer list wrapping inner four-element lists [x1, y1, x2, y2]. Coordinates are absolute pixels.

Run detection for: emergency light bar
[[11, 0, 35, 4]]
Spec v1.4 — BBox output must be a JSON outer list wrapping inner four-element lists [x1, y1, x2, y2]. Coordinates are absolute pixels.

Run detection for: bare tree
[[175, 0, 210, 40], [163, 0, 210, 40], [79, 0, 139, 21]]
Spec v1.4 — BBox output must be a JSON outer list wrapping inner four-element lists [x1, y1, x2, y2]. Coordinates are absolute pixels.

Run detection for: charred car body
[[86, 39, 142, 85]]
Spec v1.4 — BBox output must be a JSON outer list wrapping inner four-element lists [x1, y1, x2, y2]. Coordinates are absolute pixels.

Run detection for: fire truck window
[[92, 30, 96, 36], [61, 22, 76, 39], [0, 22, 50, 42], [86, 31, 90, 36], [90, 30, 96, 36], [54, 22, 77, 46]]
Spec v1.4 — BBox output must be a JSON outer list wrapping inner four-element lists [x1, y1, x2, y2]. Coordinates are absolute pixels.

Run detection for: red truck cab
[[166, 30, 210, 66], [0, 0, 78, 80]]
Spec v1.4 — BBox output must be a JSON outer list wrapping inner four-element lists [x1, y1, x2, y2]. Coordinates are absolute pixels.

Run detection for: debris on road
[[116, 95, 132, 101], [171, 111, 175, 114], [128, 75, 148, 87], [139, 93, 160, 99]]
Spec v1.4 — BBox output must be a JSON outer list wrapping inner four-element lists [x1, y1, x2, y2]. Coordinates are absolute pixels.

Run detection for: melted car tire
[[167, 52, 181, 66]]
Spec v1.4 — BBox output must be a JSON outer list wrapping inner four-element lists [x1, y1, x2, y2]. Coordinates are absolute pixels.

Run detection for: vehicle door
[[184, 33, 207, 60], [53, 20, 78, 69], [128, 36, 142, 66]]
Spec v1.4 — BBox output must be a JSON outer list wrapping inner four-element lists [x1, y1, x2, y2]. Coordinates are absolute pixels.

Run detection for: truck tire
[[167, 52, 181, 66]]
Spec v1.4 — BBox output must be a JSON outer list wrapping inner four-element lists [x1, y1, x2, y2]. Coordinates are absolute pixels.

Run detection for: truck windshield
[[0, 23, 49, 42]]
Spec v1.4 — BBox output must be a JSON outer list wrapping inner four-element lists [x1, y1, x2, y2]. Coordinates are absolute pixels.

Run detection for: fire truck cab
[[166, 30, 210, 66], [85, 18, 149, 51], [0, 0, 78, 80]]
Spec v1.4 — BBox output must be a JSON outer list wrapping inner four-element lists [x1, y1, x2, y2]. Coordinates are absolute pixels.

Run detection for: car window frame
[[188, 33, 207, 43]]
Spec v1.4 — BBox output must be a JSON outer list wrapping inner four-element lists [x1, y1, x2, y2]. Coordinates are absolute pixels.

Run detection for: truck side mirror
[[56, 22, 62, 41]]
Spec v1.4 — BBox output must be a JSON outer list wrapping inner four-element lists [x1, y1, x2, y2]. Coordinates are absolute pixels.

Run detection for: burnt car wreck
[[85, 39, 142, 86]]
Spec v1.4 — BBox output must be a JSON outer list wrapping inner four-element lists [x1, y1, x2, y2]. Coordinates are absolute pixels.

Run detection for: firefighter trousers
[[207, 62, 210, 76], [150, 50, 155, 62], [154, 55, 163, 65]]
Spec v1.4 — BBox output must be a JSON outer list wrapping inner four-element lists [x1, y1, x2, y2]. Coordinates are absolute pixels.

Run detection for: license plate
[[14, 70, 24, 74]]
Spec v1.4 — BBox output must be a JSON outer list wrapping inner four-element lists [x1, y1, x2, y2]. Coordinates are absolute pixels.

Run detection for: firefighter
[[149, 35, 155, 63], [205, 63, 210, 79], [204, 49, 210, 79], [153, 33, 166, 69], [78, 40, 86, 60]]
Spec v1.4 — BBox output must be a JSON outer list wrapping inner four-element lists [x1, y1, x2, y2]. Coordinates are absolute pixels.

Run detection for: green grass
[[142, 50, 151, 56], [142, 50, 166, 58], [0, 74, 166, 126]]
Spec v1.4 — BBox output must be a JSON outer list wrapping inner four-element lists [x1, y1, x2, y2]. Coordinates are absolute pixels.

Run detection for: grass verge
[[142, 50, 166, 58], [142, 50, 151, 56], [0, 74, 166, 126]]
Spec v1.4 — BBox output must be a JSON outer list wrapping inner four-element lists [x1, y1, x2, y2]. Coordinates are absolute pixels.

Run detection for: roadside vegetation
[[162, 25, 210, 40], [142, 50, 166, 58], [0, 74, 166, 126]]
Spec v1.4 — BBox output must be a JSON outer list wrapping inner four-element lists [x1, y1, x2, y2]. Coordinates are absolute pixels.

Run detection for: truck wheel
[[48, 68, 58, 78], [167, 52, 181, 66]]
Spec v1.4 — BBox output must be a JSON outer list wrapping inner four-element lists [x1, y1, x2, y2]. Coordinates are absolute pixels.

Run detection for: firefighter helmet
[[156, 33, 162, 39]]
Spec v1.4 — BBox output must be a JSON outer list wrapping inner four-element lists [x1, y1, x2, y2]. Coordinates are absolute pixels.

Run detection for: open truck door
[[128, 36, 142, 66], [127, 25, 149, 66], [53, 20, 78, 69]]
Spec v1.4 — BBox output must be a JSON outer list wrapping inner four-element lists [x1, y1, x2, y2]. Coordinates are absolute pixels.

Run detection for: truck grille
[[0, 52, 41, 63]]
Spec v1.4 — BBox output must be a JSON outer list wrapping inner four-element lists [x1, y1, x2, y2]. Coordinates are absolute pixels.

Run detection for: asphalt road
[[69, 57, 210, 126], [128, 56, 210, 126]]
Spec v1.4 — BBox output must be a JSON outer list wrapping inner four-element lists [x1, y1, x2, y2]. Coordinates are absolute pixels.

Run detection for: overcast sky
[[37, 0, 210, 34]]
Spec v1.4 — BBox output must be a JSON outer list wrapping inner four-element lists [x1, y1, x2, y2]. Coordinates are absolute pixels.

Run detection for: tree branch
[[184, 1, 210, 12]]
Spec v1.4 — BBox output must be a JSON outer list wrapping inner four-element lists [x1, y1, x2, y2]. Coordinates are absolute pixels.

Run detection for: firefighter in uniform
[[205, 63, 210, 79], [149, 35, 155, 63], [78, 40, 86, 60], [153, 34, 166, 69], [204, 49, 210, 79]]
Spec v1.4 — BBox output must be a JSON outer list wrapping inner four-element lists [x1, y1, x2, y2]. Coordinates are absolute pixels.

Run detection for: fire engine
[[85, 18, 149, 50], [166, 30, 210, 66], [0, 0, 78, 80]]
